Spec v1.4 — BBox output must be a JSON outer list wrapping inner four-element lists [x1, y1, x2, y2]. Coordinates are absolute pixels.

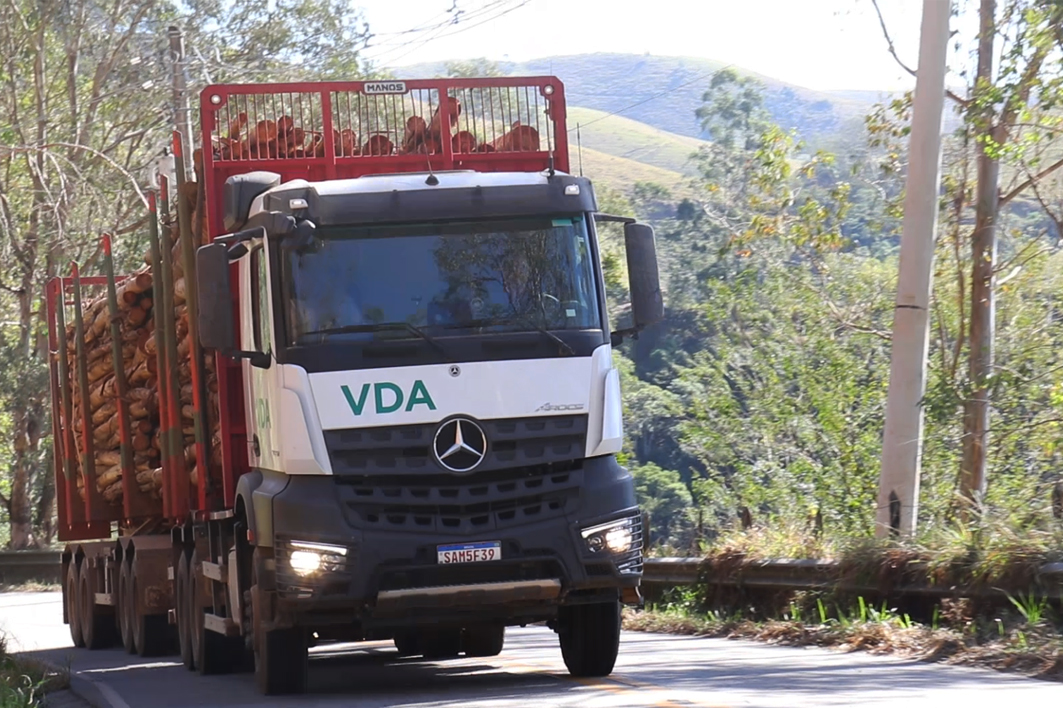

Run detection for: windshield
[[280, 216, 600, 346]]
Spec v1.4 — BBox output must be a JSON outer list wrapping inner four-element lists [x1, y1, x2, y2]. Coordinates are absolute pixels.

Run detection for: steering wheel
[[539, 292, 563, 322]]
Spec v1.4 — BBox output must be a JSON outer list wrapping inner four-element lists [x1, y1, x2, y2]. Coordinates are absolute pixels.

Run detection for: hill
[[398, 53, 880, 142], [576, 146, 690, 198], [567, 107, 706, 175]]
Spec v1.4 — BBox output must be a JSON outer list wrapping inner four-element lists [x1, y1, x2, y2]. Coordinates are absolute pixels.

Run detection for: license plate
[[437, 541, 501, 564]]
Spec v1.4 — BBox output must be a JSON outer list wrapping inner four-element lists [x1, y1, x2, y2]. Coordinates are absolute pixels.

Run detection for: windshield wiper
[[442, 317, 575, 356], [304, 322, 451, 359]]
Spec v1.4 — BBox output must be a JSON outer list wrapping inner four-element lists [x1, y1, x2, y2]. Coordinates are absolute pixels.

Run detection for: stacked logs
[[63, 270, 161, 503], [61, 162, 223, 507], [213, 96, 540, 161]]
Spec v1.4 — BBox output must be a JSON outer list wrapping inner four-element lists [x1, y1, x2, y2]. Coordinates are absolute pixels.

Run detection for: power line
[[365, 0, 532, 66], [566, 70, 726, 132]]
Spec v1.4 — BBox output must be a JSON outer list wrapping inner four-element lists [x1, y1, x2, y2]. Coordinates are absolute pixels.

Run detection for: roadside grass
[[624, 597, 1063, 680], [692, 511, 1063, 592], [0, 583, 60, 594], [0, 635, 68, 707], [636, 512, 1063, 681]]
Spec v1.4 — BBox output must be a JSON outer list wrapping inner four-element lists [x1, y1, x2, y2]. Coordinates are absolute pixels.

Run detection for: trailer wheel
[[65, 561, 84, 648], [558, 600, 621, 677], [175, 550, 194, 669], [118, 562, 136, 654], [463, 625, 504, 657], [79, 561, 115, 649], [131, 570, 171, 657]]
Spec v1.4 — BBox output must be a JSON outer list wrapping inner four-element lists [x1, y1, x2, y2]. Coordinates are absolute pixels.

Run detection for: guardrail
[[0, 550, 62, 586], [642, 557, 1063, 600]]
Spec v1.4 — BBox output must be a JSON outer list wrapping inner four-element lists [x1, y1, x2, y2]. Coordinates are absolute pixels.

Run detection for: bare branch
[[999, 155, 1063, 206], [870, 0, 969, 107]]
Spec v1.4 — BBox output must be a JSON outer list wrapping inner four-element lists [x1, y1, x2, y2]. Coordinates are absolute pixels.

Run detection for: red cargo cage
[[199, 77, 570, 237]]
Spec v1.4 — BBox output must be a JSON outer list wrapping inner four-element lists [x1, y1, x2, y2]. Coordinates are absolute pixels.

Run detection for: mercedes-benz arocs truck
[[49, 76, 662, 695]]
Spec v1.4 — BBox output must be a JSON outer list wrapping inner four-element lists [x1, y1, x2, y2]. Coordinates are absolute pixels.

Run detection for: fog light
[[289, 550, 321, 576]]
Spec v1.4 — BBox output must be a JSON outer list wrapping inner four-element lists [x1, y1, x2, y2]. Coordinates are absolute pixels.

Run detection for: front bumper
[[262, 455, 641, 625]]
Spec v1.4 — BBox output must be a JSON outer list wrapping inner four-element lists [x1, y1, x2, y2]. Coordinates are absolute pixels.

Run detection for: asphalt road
[[4, 592, 1063, 707]]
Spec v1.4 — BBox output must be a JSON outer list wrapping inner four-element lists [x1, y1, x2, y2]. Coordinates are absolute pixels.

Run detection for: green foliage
[[443, 58, 504, 78], [630, 462, 694, 550]]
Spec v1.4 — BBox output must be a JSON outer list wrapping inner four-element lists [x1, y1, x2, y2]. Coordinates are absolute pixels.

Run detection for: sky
[[353, 0, 958, 92]]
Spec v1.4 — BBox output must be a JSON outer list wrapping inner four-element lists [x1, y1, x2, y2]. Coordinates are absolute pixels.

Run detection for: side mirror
[[197, 244, 235, 351], [197, 243, 272, 368], [624, 222, 664, 329]]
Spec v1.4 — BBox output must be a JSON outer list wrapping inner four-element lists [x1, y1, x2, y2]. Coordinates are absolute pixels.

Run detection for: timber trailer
[[49, 76, 663, 695]]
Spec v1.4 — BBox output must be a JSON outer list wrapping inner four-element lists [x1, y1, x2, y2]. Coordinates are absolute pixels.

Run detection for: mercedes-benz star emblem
[[433, 418, 487, 472]]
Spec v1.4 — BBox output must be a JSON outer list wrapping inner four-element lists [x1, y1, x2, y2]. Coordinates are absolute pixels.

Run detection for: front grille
[[617, 514, 644, 574], [337, 461, 582, 535], [323, 415, 588, 475], [377, 558, 563, 592]]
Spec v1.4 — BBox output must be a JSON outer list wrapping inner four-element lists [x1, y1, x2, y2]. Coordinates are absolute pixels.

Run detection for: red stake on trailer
[[71, 264, 107, 524], [173, 131, 212, 515]]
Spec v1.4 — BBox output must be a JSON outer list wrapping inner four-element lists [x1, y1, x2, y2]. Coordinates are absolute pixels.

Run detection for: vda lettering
[[341, 380, 436, 415]]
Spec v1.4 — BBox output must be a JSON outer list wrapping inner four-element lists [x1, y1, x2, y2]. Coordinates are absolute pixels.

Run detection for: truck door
[[244, 241, 281, 473]]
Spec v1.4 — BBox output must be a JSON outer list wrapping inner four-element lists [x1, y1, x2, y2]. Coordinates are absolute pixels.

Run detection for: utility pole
[[876, 0, 951, 538], [167, 26, 195, 180]]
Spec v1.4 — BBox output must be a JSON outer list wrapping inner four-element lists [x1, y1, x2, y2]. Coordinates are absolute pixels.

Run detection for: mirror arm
[[594, 213, 637, 225], [609, 326, 643, 347], [227, 350, 271, 369], [214, 226, 265, 247]]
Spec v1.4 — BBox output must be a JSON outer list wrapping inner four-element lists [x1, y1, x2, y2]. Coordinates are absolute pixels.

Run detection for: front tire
[[558, 600, 621, 677], [420, 629, 461, 659], [255, 626, 308, 695], [463, 625, 504, 657]]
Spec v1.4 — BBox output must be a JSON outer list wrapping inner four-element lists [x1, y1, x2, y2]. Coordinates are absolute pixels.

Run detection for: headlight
[[581, 517, 638, 554], [286, 540, 348, 577]]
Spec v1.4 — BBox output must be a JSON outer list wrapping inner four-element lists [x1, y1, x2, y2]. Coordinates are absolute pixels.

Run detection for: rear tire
[[119, 562, 136, 654], [65, 562, 84, 648], [190, 548, 241, 675], [558, 600, 621, 677], [463, 625, 504, 657], [176, 551, 194, 669], [79, 561, 115, 649], [131, 570, 172, 657]]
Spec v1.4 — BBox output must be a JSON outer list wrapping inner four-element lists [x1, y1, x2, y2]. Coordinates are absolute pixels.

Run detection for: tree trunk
[[960, 0, 998, 508]]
